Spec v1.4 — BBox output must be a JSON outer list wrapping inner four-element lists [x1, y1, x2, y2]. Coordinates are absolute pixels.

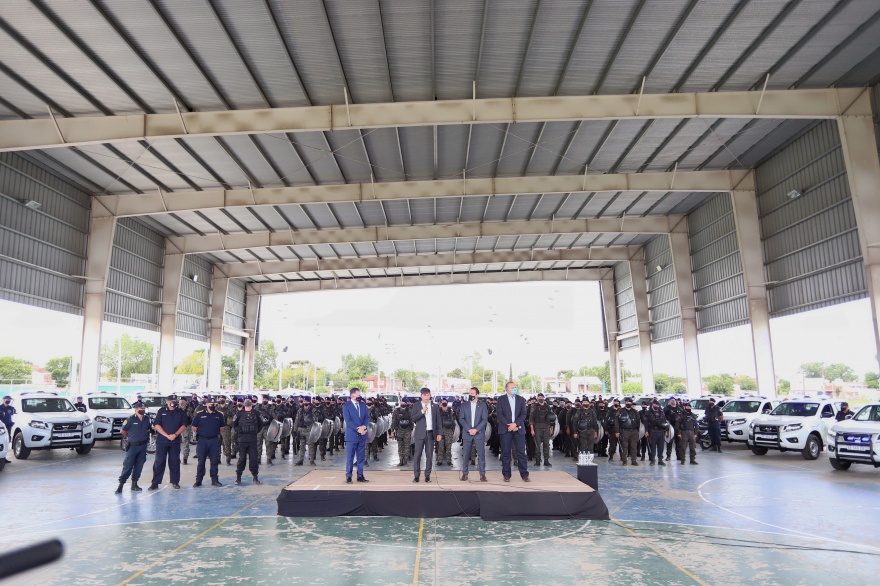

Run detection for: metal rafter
[[592, 0, 647, 95]]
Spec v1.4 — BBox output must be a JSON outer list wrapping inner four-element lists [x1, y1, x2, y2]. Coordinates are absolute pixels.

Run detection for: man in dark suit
[[342, 387, 370, 483], [411, 387, 441, 483], [496, 381, 530, 482], [458, 386, 488, 481]]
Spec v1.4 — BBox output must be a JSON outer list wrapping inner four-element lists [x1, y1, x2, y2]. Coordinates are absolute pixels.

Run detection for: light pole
[[277, 345, 288, 393]]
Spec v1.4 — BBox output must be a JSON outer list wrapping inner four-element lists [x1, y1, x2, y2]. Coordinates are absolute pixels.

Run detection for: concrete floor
[[3, 438, 879, 585]]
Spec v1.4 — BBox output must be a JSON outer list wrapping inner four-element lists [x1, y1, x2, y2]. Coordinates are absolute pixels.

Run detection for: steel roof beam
[[249, 268, 609, 295], [0, 88, 857, 153], [219, 246, 643, 278], [167, 216, 684, 255], [95, 169, 741, 217]]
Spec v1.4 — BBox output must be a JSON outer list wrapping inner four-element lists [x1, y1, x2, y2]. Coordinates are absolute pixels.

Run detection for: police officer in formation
[[1, 395, 15, 464], [391, 397, 413, 466], [191, 399, 225, 487], [570, 399, 599, 456], [677, 403, 699, 464], [663, 397, 684, 463], [256, 394, 275, 465], [637, 400, 650, 460], [294, 397, 318, 466], [233, 398, 262, 485], [115, 400, 151, 493], [278, 396, 298, 459], [528, 393, 554, 467], [604, 399, 621, 461], [616, 397, 641, 466], [218, 397, 236, 465], [643, 400, 669, 466], [436, 399, 456, 466], [704, 397, 724, 452], [149, 395, 187, 490]]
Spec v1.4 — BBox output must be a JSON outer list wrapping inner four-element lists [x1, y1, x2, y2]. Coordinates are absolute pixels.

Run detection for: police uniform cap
[[3, 395, 12, 400], [166, 394, 178, 401], [131, 400, 144, 408]]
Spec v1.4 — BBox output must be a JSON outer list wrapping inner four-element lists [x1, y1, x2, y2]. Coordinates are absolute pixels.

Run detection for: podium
[[576, 465, 598, 491]]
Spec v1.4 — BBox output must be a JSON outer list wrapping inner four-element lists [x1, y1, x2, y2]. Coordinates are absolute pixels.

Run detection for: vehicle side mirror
[[762, 409, 771, 414]]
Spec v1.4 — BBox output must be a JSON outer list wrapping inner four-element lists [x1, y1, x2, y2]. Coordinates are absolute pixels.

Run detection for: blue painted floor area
[[3, 439, 879, 585]]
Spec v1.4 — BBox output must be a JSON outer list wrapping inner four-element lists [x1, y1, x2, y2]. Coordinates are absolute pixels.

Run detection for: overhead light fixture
[[656, 265, 663, 273], [787, 189, 802, 199], [19, 199, 41, 210], [191, 274, 198, 282]]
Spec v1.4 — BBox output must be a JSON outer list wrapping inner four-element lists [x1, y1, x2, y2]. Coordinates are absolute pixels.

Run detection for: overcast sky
[[1, 286, 877, 383]]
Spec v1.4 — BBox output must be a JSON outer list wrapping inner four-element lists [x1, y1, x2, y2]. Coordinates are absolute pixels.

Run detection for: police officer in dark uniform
[[294, 398, 317, 465], [616, 398, 641, 466], [529, 394, 554, 467], [678, 403, 700, 464], [192, 400, 226, 487], [73, 396, 87, 413], [115, 400, 152, 493], [594, 400, 608, 457], [1, 395, 15, 464], [704, 398, 724, 452], [149, 395, 187, 490], [644, 401, 669, 466], [233, 399, 262, 485], [604, 400, 621, 461], [836, 402, 853, 421], [664, 397, 684, 463], [391, 398, 413, 466]]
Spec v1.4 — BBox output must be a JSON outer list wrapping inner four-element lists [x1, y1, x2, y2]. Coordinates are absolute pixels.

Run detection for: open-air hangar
[[1, 2, 880, 583]]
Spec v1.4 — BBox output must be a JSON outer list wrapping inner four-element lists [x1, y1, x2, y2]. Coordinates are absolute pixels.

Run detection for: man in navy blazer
[[458, 386, 488, 481], [342, 387, 370, 483], [496, 381, 530, 482]]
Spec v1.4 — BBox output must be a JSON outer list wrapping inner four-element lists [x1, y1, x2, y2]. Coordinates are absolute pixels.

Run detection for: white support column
[[157, 251, 185, 393], [76, 210, 116, 393], [730, 172, 777, 398], [241, 288, 260, 393], [837, 88, 880, 372], [207, 267, 229, 392], [600, 278, 621, 396], [669, 230, 703, 398], [629, 260, 655, 394]]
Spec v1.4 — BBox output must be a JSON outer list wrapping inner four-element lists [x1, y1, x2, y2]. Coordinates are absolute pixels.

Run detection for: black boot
[[131, 482, 142, 492], [235, 475, 242, 485], [115, 483, 124, 494], [253, 476, 262, 485]]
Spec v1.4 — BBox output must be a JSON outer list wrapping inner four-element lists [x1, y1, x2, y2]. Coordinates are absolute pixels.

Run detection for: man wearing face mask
[[529, 393, 553, 467], [149, 395, 187, 490], [678, 403, 699, 464], [571, 400, 599, 457], [615, 398, 641, 466], [115, 401, 152, 493], [644, 400, 669, 466], [497, 381, 530, 482], [594, 400, 608, 457], [293, 398, 317, 466], [604, 400, 621, 461], [191, 401, 225, 487], [458, 387, 488, 481], [256, 394, 274, 466], [1, 396, 15, 464], [411, 387, 441, 483], [436, 399, 456, 467]]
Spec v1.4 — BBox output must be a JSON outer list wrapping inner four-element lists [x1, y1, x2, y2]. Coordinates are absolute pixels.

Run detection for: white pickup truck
[[748, 397, 837, 460], [721, 397, 778, 443], [826, 403, 880, 471], [10, 392, 95, 459]]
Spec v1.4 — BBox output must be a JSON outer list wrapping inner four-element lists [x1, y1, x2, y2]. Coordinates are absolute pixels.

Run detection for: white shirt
[[506, 393, 517, 423], [422, 401, 432, 432], [470, 400, 477, 427]]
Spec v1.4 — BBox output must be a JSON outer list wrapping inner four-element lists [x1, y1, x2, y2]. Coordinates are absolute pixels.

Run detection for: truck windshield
[[723, 401, 761, 413], [854, 405, 880, 422], [22, 398, 75, 413], [139, 396, 165, 408], [771, 402, 818, 417], [690, 400, 713, 410], [89, 397, 131, 410]]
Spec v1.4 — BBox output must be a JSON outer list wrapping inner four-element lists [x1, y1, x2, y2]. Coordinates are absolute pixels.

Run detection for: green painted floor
[[3, 439, 880, 585]]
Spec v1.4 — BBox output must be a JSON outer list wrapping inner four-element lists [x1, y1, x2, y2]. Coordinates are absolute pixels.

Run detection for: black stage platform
[[276, 470, 609, 521]]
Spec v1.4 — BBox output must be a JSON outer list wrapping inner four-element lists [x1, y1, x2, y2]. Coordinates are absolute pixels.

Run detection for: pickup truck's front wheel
[[13, 431, 30, 460], [750, 445, 768, 455], [829, 457, 851, 470], [75, 444, 92, 455], [802, 434, 821, 460]]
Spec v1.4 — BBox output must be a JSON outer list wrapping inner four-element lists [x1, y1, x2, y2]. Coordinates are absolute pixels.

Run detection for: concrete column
[[207, 267, 229, 391], [837, 88, 880, 372], [157, 251, 185, 393], [669, 229, 703, 398], [629, 260, 655, 394], [600, 278, 621, 396], [730, 171, 777, 398], [241, 288, 260, 392], [76, 210, 116, 393]]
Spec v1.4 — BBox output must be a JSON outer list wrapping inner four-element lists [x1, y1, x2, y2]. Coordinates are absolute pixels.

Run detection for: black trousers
[[196, 437, 221, 482], [151, 440, 181, 485], [118, 442, 148, 483], [412, 435, 435, 479], [236, 439, 259, 477]]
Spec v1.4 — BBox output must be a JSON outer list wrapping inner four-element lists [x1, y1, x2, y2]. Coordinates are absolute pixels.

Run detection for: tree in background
[[100, 335, 154, 382], [733, 375, 757, 391], [865, 372, 879, 389], [222, 351, 240, 387], [704, 373, 735, 395], [778, 378, 791, 394], [394, 368, 428, 393], [824, 363, 857, 383], [654, 373, 687, 394], [254, 340, 278, 384], [516, 372, 542, 393], [799, 362, 824, 378], [0, 356, 31, 383], [621, 381, 642, 395], [331, 354, 379, 388], [45, 356, 72, 386], [175, 349, 206, 375]]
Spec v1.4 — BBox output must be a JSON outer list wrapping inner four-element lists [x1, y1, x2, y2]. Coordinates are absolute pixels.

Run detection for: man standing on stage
[[411, 387, 441, 483], [458, 387, 488, 481], [497, 381, 530, 482], [343, 387, 370, 483]]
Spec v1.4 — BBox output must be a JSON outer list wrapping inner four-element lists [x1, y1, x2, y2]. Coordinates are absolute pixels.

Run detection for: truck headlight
[[94, 415, 110, 424], [749, 422, 756, 430], [82, 418, 92, 426], [782, 423, 802, 432], [0, 426, 6, 435], [30, 420, 49, 430], [730, 418, 746, 426]]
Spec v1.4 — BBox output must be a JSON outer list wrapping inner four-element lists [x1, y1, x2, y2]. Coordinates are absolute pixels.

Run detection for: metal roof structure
[[1, 1, 879, 395]]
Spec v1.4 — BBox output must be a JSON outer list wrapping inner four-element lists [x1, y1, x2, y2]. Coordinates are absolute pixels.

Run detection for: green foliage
[[221, 352, 240, 386], [254, 340, 278, 382], [824, 363, 857, 383], [799, 362, 824, 378], [704, 373, 735, 395], [734, 375, 757, 391], [45, 356, 72, 386], [333, 354, 379, 386], [175, 349, 206, 375], [448, 367, 465, 379], [778, 378, 791, 394], [865, 372, 879, 389], [0, 356, 31, 383], [516, 372, 542, 393], [394, 368, 428, 393], [654, 373, 687, 394], [101, 334, 154, 382], [621, 381, 642, 394]]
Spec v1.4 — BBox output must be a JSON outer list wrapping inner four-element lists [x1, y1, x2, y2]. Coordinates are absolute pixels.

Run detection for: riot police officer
[[436, 400, 456, 466], [294, 398, 317, 466], [1, 395, 15, 464], [644, 401, 669, 466], [604, 400, 621, 461], [192, 400, 225, 487], [704, 398, 724, 452], [256, 394, 274, 465], [391, 398, 413, 466], [233, 399, 262, 485], [529, 393, 554, 467], [218, 398, 235, 465], [571, 400, 599, 456], [73, 396, 86, 413], [616, 398, 641, 466], [678, 403, 699, 464], [664, 397, 684, 463]]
